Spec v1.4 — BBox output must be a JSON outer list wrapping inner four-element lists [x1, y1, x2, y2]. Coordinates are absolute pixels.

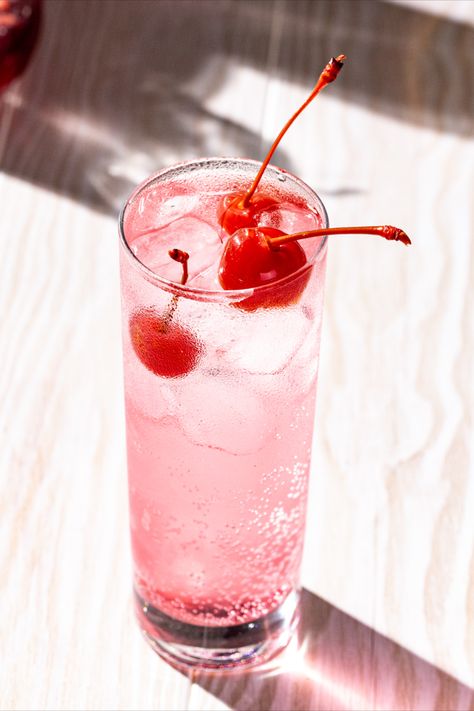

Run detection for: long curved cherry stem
[[268, 225, 411, 247], [242, 54, 346, 208]]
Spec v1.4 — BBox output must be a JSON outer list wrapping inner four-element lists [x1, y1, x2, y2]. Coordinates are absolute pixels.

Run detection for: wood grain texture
[[0, 1, 473, 709]]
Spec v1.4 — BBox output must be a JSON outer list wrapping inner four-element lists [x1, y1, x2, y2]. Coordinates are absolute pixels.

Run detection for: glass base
[[134, 588, 300, 671]]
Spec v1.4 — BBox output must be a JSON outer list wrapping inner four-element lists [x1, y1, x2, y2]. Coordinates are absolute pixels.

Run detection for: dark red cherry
[[128, 248, 201, 377], [218, 227, 305, 288], [218, 227, 310, 310], [130, 308, 201, 378], [0, 0, 42, 91], [217, 222, 411, 311]]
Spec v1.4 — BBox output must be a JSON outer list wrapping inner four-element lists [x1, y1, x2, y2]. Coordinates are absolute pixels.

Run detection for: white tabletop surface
[[1, 1, 473, 709]]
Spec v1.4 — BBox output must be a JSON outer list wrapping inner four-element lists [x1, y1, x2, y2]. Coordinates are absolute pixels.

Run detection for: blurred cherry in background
[[0, 0, 41, 91]]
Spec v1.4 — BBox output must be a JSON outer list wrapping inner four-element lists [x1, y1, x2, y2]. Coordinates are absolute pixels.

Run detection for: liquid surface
[[125, 164, 324, 289]]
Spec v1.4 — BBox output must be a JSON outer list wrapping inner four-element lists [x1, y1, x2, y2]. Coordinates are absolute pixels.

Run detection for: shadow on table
[[1, 0, 472, 216], [194, 589, 474, 711]]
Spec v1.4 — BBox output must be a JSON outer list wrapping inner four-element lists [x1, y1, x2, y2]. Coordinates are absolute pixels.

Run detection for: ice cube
[[131, 216, 222, 282], [177, 375, 276, 455], [258, 201, 323, 235], [186, 263, 222, 290], [221, 307, 310, 375], [132, 191, 202, 235]]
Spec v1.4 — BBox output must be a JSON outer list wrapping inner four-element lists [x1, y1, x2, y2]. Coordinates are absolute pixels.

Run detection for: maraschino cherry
[[129, 249, 201, 378], [218, 224, 411, 309], [218, 54, 346, 236], [217, 227, 306, 290]]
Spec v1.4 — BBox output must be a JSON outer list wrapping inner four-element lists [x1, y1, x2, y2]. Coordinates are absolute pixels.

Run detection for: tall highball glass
[[119, 158, 328, 670]]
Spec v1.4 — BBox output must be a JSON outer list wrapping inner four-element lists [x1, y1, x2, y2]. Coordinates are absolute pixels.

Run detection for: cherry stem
[[169, 248, 190, 285], [242, 54, 346, 208], [267, 225, 411, 247], [162, 249, 190, 323]]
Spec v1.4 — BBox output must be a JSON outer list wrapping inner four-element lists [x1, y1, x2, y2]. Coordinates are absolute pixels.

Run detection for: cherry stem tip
[[242, 53, 347, 208]]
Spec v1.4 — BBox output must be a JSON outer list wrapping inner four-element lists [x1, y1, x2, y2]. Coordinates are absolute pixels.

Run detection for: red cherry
[[217, 222, 411, 310], [218, 227, 310, 310], [129, 308, 201, 378], [218, 191, 278, 237]]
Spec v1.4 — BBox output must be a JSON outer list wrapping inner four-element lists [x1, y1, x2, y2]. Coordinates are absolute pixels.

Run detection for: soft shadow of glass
[[194, 589, 474, 711], [2, 0, 472, 217], [85, 82, 272, 213], [1, 78, 272, 215]]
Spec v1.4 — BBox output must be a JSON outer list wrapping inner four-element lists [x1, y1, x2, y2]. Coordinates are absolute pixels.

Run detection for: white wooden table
[[1, 1, 473, 709]]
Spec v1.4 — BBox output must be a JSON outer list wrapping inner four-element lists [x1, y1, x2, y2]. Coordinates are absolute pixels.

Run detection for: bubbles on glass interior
[[217, 306, 311, 376], [175, 374, 278, 456]]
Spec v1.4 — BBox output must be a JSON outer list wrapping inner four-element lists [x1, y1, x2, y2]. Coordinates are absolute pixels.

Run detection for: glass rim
[[118, 157, 329, 302]]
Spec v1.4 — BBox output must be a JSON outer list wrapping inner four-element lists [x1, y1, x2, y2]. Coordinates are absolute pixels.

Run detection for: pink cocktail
[[119, 158, 328, 669]]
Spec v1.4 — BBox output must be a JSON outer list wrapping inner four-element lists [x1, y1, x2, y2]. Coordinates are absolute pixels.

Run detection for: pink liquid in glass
[[119, 158, 328, 669]]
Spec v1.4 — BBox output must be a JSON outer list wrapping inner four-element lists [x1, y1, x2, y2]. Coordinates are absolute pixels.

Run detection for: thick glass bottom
[[134, 588, 300, 671]]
